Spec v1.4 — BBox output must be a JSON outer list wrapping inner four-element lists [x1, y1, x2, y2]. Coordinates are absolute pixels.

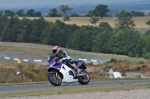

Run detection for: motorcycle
[[46, 55, 90, 86]]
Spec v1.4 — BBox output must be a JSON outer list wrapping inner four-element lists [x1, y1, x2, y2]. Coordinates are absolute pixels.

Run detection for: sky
[[0, 0, 142, 8]]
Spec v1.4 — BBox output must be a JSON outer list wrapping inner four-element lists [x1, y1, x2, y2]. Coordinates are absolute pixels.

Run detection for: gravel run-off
[[1, 89, 150, 99]]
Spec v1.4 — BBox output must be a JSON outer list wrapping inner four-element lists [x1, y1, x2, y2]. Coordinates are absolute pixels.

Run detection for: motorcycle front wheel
[[78, 70, 90, 85], [48, 72, 62, 86]]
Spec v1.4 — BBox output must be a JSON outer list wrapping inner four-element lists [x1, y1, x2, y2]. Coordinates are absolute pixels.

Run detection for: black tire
[[78, 70, 90, 85], [48, 71, 62, 86]]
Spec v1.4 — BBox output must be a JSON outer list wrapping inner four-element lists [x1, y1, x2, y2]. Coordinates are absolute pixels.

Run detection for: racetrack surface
[[0, 80, 150, 93]]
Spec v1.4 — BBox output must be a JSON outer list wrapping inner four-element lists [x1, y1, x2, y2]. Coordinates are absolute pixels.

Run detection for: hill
[[0, 42, 147, 64]]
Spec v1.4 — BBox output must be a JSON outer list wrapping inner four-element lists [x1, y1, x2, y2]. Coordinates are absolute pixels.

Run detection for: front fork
[[48, 71, 58, 78], [55, 72, 58, 78]]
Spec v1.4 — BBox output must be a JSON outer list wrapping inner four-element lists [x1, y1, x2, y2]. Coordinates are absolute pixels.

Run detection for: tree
[[92, 31, 113, 53], [59, 5, 72, 15], [92, 23, 112, 53], [40, 22, 53, 44], [130, 11, 144, 17], [0, 16, 8, 39], [86, 10, 93, 17], [0, 10, 4, 16], [87, 4, 109, 18], [41, 20, 79, 47], [26, 9, 35, 17], [29, 18, 47, 43], [59, 5, 72, 21], [146, 20, 150, 25], [1, 17, 19, 42], [142, 30, 150, 55], [34, 11, 42, 17], [71, 14, 79, 17], [99, 22, 112, 31], [46, 8, 60, 17], [22, 24, 33, 42], [15, 10, 25, 16], [67, 26, 99, 51], [63, 15, 70, 21], [17, 18, 32, 42], [26, 9, 42, 17], [109, 29, 140, 55], [0, 10, 15, 16], [90, 16, 99, 26], [117, 10, 135, 29], [133, 37, 145, 57]]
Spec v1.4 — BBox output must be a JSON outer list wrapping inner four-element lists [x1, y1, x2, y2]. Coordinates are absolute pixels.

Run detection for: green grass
[[0, 43, 147, 66], [0, 81, 49, 86], [0, 45, 50, 59]]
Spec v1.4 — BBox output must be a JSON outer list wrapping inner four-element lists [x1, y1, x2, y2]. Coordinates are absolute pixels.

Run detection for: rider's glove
[[58, 59, 62, 63], [58, 58, 66, 62], [62, 58, 67, 61]]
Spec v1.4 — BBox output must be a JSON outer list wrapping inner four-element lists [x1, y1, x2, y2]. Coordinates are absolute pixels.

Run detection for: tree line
[[0, 4, 146, 18], [0, 4, 147, 26], [0, 11, 150, 59]]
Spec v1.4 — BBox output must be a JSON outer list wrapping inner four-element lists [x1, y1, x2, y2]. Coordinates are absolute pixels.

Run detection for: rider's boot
[[73, 65, 81, 73]]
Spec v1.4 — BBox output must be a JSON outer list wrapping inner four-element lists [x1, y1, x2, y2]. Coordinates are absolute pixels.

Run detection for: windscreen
[[48, 55, 55, 62]]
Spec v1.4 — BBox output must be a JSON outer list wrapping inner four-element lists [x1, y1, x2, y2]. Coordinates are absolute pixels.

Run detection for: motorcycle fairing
[[59, 64, 78, 83], [75, 60, 86, 69]]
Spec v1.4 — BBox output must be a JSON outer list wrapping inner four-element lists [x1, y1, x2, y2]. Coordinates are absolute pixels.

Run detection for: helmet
[[52, 45, 61, 55]]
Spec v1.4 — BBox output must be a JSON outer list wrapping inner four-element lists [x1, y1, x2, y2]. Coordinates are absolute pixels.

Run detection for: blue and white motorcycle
[[46, 55, 90, 86]]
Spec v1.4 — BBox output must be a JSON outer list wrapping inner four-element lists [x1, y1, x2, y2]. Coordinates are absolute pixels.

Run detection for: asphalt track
[[0, 80, 150, 93]]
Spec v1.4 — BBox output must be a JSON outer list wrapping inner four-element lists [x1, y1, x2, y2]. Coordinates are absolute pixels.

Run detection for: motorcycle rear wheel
[[48, 72, 62, 86], [78, 70, 90, 85]]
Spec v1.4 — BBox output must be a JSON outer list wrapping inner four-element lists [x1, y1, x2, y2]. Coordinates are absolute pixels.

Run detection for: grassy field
[[0, 42, 147, 65], [19, 17, 150, 33], [20, 17, 150, 27], [44, 17, 150, 34]]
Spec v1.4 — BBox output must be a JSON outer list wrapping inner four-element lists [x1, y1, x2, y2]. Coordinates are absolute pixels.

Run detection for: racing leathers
[[55, 50, 80, 72]]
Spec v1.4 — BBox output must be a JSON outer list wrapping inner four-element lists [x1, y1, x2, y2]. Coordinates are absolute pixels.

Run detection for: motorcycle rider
[[52, 45, 80, 73]]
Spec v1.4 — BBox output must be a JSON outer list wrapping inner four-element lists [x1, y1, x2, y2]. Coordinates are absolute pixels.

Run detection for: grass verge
[[0, 84, 150, 98], [0, 81, 49, 86]]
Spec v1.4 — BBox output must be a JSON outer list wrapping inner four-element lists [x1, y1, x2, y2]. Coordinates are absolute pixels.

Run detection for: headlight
[[49, 64, 53, 67]]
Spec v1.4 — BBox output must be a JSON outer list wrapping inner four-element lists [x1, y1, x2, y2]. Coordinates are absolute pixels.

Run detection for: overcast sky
[[0, 0, 142, 8]]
